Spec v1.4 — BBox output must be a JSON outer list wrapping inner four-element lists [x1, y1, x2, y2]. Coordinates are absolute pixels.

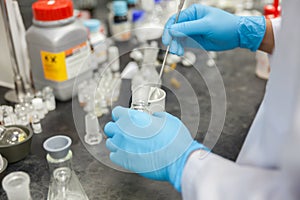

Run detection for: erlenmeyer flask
[[43, 135, 89, 200]]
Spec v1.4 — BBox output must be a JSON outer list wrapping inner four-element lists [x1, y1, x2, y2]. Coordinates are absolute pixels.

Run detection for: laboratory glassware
[[43, 135, 89, 200], [2, 171, 32, 200]]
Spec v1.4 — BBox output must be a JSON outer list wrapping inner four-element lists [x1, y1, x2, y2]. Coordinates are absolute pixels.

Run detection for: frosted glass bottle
[[2, 171, 32, 200], [43, 135, 89, 200]]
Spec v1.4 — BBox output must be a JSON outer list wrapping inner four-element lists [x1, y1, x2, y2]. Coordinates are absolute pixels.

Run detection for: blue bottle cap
[[127, 0, 137, 4], [83, 19, 101, 33], [113, 1, 128, 17], [154, 0, 162, 3], [132, 10, 145, 23]]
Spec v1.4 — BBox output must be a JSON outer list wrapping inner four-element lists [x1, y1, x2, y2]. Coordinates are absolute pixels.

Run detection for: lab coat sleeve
[[270, 18, 281, 47], [181, 150, 281, 200]]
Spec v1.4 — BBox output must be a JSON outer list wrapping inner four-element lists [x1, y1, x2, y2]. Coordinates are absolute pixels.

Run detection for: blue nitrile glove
[[162, 4, 266, 55], [104, 106, 208, 192]]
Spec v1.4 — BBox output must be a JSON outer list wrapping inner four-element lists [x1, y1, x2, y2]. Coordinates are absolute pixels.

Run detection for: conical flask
[[43, 135, 89, 200]]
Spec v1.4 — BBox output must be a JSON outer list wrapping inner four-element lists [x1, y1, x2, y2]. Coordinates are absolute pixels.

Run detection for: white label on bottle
[[111, 22, 131, 41]]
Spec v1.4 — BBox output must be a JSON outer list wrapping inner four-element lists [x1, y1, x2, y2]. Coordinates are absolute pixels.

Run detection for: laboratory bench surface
[[0, 48, 266, 200]]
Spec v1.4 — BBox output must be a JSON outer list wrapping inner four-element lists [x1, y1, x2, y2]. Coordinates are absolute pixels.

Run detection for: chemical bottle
[[127, 0, 138, 9], [110, 1, 131, 42], [26, 0, 93, 101], [84, 19, 107, 70]]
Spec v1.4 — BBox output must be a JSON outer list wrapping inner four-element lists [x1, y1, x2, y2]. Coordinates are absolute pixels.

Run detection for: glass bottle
[[31, 114, 42, 134], [2, 171, 32, 200], [31, 98, 45, 119], [84, 19, 107, 69], [111, 1, 131, 41], [43, 86, 56, 111], [43, 135, 89, 200]]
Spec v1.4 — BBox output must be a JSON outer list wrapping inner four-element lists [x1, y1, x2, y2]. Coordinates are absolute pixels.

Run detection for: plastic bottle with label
[[26, 0, 93, 101]]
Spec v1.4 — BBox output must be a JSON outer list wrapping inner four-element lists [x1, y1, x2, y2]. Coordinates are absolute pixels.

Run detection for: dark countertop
[[0, 48, 266, 200]]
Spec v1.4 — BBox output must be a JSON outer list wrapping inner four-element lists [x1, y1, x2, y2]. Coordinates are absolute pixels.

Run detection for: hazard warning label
[[41, 42, 90, 82]]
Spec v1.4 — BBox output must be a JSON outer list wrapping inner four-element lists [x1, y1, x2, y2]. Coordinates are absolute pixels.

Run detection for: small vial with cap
[[84, 19, 107, 68], [43, 86, 56, 111], [31, 98, 45, 119], [31, 114, 42, 134], [110, 1, 131, 41], [2, 106, 16, 126]]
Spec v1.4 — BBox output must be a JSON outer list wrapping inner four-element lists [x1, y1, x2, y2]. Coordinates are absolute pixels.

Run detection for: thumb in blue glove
[[104, 106, 208, 192], [162, 4, 266, 55]]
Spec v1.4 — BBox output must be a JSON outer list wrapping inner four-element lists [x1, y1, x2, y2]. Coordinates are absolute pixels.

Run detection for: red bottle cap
[[264, 3, 281, 19], [32, 0, 73, 21]]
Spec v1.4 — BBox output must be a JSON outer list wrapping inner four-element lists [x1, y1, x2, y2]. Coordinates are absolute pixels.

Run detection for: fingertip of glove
[[109, 151, 118, 163], [178, 47, 184, 56], [106, 138, 117, 152], [104, 121, 116, 137]]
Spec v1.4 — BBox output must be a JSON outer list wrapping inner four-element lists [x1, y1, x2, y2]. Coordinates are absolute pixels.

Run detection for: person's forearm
[[259, 19, 275, 54]]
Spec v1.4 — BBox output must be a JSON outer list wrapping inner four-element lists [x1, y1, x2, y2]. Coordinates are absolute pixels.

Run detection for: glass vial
[[2, 171, 32, 200], [43, 87, 56, 111], [43, 135, 89, 200], [31, 114, 42, 134], [31, 98, 45, 119]]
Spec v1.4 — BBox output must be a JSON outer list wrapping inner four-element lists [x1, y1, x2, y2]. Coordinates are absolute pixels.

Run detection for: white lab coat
[[181, 0, 300, 199]]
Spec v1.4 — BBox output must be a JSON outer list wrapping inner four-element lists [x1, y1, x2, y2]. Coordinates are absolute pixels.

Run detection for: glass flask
[[2, 171, 32, 200], [43, 135, 89, 200]]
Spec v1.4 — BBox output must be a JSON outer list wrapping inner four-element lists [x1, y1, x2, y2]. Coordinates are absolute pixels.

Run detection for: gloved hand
[[104, 106, 208, 192], [162, 4, 266, 55]]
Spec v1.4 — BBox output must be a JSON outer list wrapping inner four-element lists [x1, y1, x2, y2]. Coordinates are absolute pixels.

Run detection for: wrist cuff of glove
[[168, 141, 209, 192], [238, 16, 266, 51]]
